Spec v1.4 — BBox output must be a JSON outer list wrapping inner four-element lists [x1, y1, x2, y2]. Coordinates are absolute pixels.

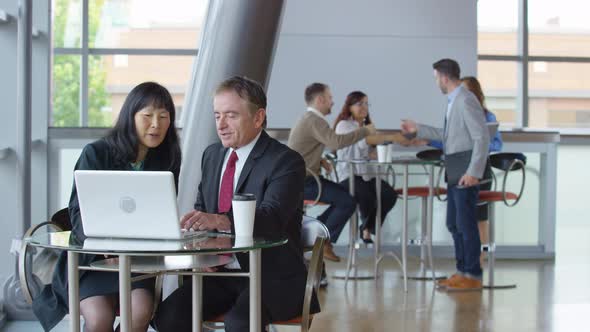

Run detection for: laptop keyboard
[[181, 229, 207, 239]]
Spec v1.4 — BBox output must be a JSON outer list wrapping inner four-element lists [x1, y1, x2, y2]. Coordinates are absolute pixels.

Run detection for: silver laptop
[[74, 170, 202, 240], [83, 237, 186, 251]]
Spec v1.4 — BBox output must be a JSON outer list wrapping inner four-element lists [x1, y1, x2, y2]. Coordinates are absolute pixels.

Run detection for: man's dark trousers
[[304, 176, 355, 242], [446, 184, 482, 278]]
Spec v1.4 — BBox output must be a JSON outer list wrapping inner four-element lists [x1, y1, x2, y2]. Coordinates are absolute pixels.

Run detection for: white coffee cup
[[376, 144, 389, 163], [232, 193, 256, 237], [387, 144, 395, 162], [233, 236, 254, 248]]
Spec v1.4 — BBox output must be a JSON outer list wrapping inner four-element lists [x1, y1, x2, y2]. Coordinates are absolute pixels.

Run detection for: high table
[[342, 157, 440, 291], [26, 231, 287, 332]]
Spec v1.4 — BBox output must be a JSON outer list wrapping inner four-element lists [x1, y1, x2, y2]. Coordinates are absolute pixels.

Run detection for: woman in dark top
[[33, 82, 181, 332]]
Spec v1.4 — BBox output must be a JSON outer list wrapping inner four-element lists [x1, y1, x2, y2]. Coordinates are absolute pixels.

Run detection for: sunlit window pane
[[89, 0, 207, 49], [87, 55, 112, 127], [52, 0, 82, 48], [477, 61, 518, 128], [52, 55, 81, 127], [529, 0, 590, 57], [477, 0, 518, 55], [89, 55, 194, 126], [529, 62, 590, 129]]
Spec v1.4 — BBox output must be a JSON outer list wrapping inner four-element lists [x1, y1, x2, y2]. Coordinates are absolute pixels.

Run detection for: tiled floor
[[291, 222, 590, 332], [5, 222, 590, 332], [5, 148, 590, 332]]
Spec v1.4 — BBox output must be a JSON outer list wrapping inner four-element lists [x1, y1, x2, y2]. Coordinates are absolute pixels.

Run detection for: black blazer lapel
[[235, 131, 270, 193], [211, 145, 228, 213]]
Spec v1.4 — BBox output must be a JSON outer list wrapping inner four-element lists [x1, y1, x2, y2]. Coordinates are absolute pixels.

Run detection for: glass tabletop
[[26, 231, 288, 255], [342, 157, 440, 165]]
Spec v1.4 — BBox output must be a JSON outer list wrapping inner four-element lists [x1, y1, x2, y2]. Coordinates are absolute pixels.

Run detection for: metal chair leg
[[483, 202, 516, 289], [408, 195, 445, 281]]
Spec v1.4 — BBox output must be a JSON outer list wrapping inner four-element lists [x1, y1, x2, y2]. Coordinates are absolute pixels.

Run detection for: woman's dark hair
[[333, 91, 372, 129], [104, 82, 181, 171], [461, 76, 489, 115]]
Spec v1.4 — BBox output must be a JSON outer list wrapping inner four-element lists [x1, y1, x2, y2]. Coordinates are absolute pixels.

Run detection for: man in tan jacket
[[288, 82, 376, 261]]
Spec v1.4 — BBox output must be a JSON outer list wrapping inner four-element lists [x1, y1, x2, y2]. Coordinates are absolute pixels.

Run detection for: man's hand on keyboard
[[181, 209, 231, 232]]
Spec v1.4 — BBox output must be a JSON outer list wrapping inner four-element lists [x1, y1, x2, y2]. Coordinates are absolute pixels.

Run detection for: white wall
[[267, 0, 477, 129], [0, 0, 477, 292], [0, 0, 49, 294]]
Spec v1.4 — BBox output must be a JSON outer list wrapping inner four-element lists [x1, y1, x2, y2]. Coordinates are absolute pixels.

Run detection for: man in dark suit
[[154, 76, 319, 332]]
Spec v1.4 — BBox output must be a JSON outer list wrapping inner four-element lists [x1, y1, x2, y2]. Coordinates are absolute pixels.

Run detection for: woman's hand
[[320, 158, 333, 173]]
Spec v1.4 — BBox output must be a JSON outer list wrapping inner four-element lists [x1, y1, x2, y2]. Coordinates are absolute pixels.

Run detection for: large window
[[477, 0, 518, 56], [529, 0, 590, 57], [51, 0, 207, 127], [478, 60, 518, 127], [478, 0, 590, 132], [529, 62, 590, 129], [477, 0, 519, 127]]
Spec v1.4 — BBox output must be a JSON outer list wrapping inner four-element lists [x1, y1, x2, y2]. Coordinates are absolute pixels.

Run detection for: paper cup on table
[[376, 144, 389, 163], [232, 193, 256, 237], [233, 236, 254, 248], [387, 144, 395, 162]]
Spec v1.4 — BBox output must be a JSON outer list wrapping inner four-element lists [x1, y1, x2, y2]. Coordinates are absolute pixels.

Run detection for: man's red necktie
[[218, 151, 238, 213]]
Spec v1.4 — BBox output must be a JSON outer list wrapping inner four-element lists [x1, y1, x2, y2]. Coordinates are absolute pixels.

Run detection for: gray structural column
[[177, 0, 285, 214], [16, 0, 32, 236], [3, 0, 33, 322]]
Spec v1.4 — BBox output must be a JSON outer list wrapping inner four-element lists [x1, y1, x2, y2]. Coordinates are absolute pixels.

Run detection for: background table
[[342, 157, 440, 291]]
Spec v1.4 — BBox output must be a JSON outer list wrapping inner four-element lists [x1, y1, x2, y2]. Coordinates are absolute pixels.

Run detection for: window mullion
[[80, 0, 89, 127], [88, 48, 198, 56], [517, 0, 529, 128], [56, 48, 198, 56]]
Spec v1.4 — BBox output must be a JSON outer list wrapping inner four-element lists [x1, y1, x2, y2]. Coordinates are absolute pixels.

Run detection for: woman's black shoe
[[361, 237, 374, 244], [360, 229, 374, 244]]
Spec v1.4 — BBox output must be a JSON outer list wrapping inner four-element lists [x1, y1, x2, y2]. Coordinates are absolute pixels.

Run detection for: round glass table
[[337, 156, 443, 290], [26, 231, 288, 332]]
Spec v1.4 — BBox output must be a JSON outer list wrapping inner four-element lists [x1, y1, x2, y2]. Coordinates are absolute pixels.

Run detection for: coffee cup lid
[[233, 193, 256, 201]]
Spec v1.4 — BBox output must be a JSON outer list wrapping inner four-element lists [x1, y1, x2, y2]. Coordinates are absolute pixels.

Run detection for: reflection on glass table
[[26, 231, 287, 332]]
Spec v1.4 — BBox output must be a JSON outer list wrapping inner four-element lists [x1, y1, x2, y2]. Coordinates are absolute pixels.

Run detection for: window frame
[[478, 0, 590, 132], [51, 0, 199, 127]]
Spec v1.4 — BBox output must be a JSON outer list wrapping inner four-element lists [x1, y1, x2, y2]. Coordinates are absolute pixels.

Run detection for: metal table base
[[342, 158, 446, 291]]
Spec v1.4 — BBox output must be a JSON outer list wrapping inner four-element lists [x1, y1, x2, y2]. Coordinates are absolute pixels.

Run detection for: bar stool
[[303, 166, 332, 286], [478, 152, 526, 289], [303, 152, 339, 209], [333, 159, 379, 283], [394, 149, 447, 281]]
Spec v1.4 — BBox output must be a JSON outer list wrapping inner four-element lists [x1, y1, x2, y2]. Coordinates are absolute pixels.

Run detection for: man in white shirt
[[287, 83, 376, 261]]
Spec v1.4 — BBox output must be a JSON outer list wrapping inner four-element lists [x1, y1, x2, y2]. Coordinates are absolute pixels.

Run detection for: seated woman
[[33, 82, 181, 332], [416, 76, 502, 267], [334, 91, 402, 244]]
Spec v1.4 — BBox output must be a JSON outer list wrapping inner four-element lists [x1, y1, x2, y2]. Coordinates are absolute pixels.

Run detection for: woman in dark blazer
[[33, 82, 181, 332]]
